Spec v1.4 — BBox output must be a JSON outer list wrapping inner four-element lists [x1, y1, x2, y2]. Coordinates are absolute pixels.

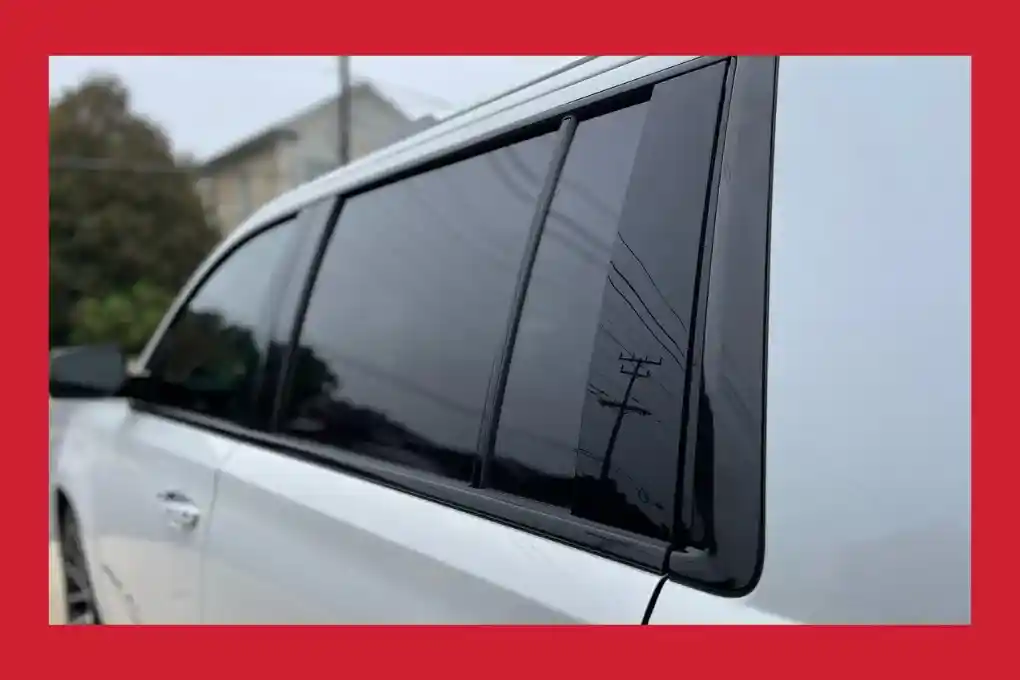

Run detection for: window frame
[[129, 55, 775, 587], [264, 56, 740, 575], [665, 56, 777, 596]]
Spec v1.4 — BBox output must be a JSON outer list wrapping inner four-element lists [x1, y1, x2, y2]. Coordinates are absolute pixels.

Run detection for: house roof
[[200, 80, 426, 175], [200, 127, 299, 174]]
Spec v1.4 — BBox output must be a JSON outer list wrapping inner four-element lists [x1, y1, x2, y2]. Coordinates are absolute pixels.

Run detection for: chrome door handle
[[156, 490, 201, 531]]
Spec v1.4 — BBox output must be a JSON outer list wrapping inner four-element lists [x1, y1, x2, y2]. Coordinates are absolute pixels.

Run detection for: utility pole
[[338, 56, 352, 167], [596, 354, 661, 482]]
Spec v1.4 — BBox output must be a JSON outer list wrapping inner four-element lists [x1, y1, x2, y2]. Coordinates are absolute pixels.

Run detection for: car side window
[[144, 220, 303, 425], [490, 62, 729, 541], [274, 61, 731, 551], [279, 132, 560, 483]]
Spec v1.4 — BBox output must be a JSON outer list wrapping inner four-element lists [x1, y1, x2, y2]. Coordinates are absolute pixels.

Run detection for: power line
[[49, 157, 290, 184], [49, 157, 199, 174]]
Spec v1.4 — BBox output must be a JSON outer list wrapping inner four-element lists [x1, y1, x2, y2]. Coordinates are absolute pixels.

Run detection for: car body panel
[[51, 55, 971, 625], [651, 56, 971, 625], [200, 438, 660, 624], [56, 401, 234, 623]]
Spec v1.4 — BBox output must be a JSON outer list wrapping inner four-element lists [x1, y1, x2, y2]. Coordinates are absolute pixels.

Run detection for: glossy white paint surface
[[51, 56, 971, 625], [201, 439, 658, 623], [652, 56, 971, 625], [56, 402, 232, 623]]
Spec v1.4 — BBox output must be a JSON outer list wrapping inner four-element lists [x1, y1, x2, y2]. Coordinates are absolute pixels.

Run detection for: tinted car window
[[490, 102, 651, 506], [490, 62, 729, 541], [280, 133, 559, 482], [146, 221, 302, 424]]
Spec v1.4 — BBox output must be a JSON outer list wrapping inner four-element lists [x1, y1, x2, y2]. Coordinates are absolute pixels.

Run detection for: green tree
[[69, 281, 176, 355], [49, 75, 219, 348]]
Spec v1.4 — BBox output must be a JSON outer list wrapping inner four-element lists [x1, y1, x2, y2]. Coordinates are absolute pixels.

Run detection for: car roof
[[224, 56, 702, 250]]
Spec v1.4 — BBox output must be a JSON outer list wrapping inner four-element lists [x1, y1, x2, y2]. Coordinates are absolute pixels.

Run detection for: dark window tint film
[[147, 221, 303, 424], [491, 102, 651, 506], [491, 62, 729, 541], [281, 133, 560, 482]]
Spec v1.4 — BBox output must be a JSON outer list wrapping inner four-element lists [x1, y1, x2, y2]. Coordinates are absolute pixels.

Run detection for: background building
[[197, 81, 437, 233]]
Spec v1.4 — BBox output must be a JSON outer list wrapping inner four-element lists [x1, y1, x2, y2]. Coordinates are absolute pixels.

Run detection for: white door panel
[[52, 400, 127, 622], [201, 440, 661, 624], [647, 581, 795, 624], [93, 408, 232, 623]]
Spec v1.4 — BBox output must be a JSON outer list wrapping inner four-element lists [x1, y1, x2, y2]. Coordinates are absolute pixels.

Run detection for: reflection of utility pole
[[338, 56, 352, 166], [597, 354, 661, 481]]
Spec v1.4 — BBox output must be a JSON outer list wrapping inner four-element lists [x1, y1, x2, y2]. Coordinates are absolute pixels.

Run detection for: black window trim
[[129, 55, 774, 580], [474, 114, 578, 488], [258, 197, 341, 427], [666, 56, 777, 596]]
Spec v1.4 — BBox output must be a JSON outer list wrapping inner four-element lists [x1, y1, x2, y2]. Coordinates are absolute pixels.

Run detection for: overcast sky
[[48, 56, 580, 161]]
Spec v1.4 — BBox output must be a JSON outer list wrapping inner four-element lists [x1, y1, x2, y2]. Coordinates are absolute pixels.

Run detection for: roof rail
[[436, 57, 598, 125]]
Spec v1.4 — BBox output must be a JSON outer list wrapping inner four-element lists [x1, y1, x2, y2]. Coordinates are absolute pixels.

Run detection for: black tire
[[59, 511, 102, 625]]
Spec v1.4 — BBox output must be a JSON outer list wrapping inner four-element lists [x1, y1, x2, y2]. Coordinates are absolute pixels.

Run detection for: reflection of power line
[[617, 235, 689, 334], [382, 142, 558, 284], [499, 134, 691, 381], [501, 131, 693, 350], [611, 262, 684, 355], [502, 140, 686, 341], [605, 277, 683, 366], [400, 174, 521, 273], [488, 151, 610, 270], [415, 146, 548, 269], [488, 162, 661, 379], [596, 354, 661, 481], [598, 324, 631, 355], [499, 151, 614, 265]]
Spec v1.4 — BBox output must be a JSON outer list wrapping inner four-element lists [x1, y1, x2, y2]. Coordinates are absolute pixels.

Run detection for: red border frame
[[9, 0, 1003, 669]]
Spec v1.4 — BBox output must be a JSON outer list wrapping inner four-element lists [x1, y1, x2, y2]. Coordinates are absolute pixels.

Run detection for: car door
[[199, 60, 730, 623], [90, 213, 311, 624], [92, 406, 236, 623]]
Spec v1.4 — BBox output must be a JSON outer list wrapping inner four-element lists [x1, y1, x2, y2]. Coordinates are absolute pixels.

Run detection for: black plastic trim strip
[[128, 400, 669, 572], [255, 197, 339, 428], [666, 56, 779, 597], [269, 196, 347, 431], [476, 115, 578, 488], [674, 59, 735, 546]]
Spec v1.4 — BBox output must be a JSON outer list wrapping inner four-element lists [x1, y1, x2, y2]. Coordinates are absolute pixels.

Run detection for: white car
[[50, 55, 970, 625]]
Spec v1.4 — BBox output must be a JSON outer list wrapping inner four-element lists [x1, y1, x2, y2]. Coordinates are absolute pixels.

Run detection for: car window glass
[[147, 221, 302, 424], [491, 102, 651, 506], [281, 132, 560, 482], [491, 63, 728, 541]]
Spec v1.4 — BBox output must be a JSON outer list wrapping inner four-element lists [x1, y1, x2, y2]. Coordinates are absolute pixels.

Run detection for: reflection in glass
[[493, 102, 652, 507], [281, 132, 560, 482], [493, 62, 727, 541], [148, 222, 302, 424]]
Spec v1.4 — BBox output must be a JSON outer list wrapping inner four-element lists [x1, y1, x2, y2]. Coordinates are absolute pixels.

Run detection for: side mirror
[[50, 345, 129, 399]]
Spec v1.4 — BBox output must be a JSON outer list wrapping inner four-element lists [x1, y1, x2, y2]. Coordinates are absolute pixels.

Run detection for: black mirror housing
[[50, 345, 129, 399]]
